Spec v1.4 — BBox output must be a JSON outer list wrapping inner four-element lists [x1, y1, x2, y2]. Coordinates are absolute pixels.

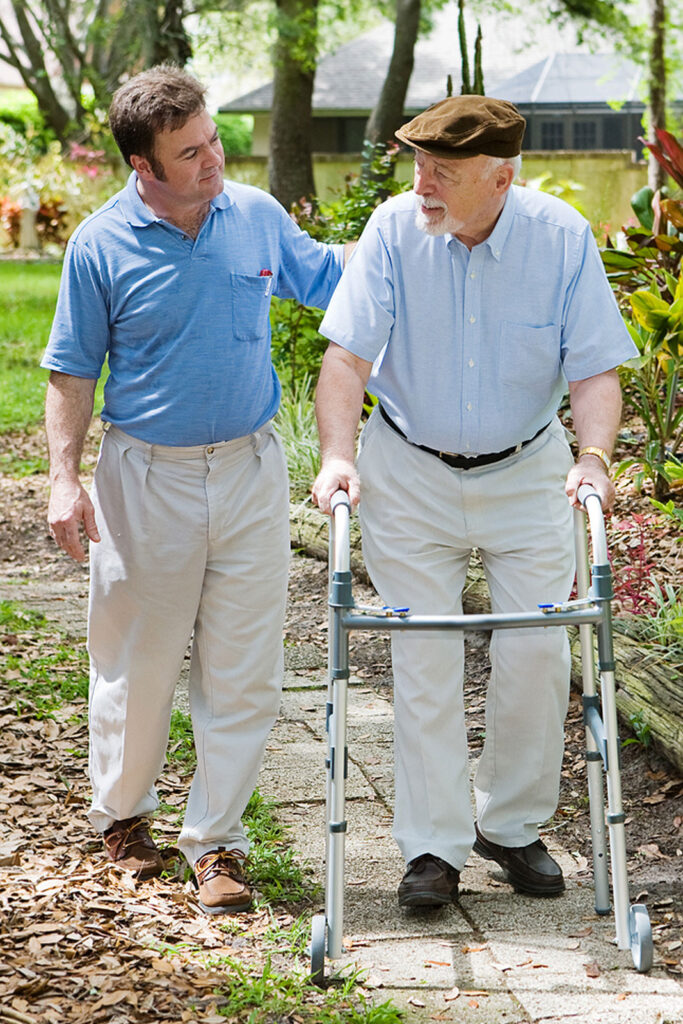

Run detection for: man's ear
[[495, 162, 515, 195], [130, 154, 155, 181]]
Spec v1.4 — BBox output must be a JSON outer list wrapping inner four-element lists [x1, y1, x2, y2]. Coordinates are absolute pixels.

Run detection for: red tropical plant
[[639, 128, 683, 189]]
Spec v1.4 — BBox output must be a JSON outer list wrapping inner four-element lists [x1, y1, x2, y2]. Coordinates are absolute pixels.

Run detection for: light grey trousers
[[357, 410, 575, 870], [86, 423, 290, 867]]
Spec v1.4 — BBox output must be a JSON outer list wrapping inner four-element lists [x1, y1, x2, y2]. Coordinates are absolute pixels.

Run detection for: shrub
[[0, 124, 126, 249], [0, 89, 55, 152], [215, 112, 253, 156], [271, 143, 410, 389], [601, 129, 683, 500]]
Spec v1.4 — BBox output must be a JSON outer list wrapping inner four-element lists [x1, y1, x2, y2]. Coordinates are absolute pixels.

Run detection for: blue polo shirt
[[42, 173, 344, 445], [320, 185, 637, 455]]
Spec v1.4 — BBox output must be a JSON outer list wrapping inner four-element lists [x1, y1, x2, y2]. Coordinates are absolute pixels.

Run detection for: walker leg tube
[[592, 560, 634, 952], [574, 510, 610, 913], [326, 669, 348, 960], [599, 657, 631, 951]]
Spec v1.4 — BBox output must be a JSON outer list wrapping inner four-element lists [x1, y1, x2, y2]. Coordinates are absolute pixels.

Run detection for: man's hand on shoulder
[[48, 478, 100, 562], [312, 458, 360, 515]]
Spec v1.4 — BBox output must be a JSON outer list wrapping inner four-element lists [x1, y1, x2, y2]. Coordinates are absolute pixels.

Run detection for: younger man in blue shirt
[[43, 65, 347, 913]]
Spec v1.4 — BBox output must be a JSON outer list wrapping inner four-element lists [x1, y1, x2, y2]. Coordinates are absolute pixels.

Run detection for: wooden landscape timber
[[290, 501, 683, 775]]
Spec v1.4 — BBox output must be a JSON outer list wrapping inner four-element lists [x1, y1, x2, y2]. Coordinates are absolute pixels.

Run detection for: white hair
[[489, 153, 522, 180]]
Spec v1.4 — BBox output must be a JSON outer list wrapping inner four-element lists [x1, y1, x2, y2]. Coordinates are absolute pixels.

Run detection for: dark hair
[[109, 64, 207, 167]]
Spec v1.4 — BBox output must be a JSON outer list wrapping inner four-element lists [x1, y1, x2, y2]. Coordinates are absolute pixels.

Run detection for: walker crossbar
[[309, 486, 653, 986]]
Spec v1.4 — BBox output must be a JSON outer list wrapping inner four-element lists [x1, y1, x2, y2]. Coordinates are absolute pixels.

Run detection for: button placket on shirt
[[461, 247, 484, 452]]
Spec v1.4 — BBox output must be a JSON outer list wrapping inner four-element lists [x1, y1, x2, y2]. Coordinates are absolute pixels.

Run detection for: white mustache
[[417, 196, 447, 211]]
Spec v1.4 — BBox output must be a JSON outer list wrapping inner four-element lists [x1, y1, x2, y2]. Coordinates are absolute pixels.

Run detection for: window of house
[[573, 121, 598, 150], [603, 117, 626, 150], [540, 122, 565, 150]]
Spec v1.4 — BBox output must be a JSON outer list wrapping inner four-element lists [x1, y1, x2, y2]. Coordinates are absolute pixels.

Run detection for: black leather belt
[[379, 405, 550, 470]]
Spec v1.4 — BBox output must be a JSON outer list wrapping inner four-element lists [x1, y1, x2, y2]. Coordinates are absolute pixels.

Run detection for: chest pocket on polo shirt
[[499, 321, 561, 388], [231, 272, 273, 342]]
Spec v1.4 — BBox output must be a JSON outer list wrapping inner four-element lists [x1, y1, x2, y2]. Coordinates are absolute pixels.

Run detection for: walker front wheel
[[629, 904, 653, 973], [310, 913, 327, 987]]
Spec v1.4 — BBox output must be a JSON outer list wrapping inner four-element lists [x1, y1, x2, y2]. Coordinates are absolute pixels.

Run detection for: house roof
[[496, 52, 643, 106], [219, 5, 649, 115]]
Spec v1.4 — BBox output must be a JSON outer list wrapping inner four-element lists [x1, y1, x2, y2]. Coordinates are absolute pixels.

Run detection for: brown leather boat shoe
[[194, 847, 253, 914], [103, 816, 164, 879], [474, 823, 565, 895], [398, 853, 460, 908]]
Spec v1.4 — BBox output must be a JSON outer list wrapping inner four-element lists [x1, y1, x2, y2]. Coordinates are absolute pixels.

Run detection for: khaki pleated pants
[[86, 423, 290, 868], [357, 410, 575, 871]]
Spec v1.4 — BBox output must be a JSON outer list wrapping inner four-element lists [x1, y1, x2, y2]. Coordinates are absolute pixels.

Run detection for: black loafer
[[398, 853, 460, 908], [473, 824, 565, 896]]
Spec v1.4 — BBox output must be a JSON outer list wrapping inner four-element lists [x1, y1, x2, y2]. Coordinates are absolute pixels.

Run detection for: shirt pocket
[[231, 272, 273, 342], [499, 321, 561, 389]]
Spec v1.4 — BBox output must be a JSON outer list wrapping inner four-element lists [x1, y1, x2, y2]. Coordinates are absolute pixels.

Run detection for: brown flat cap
[[395, 96, 526, 159]]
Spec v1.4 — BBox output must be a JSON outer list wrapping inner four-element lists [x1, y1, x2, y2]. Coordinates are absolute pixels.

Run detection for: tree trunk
[[290, 502, 683, 774], [647, 0, 667, 192], [268, 0, 318, 209], [364, 0, 421, 149]]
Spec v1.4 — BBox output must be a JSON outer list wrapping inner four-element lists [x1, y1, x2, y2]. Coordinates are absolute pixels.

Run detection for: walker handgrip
[[330, 489, 351, 513], [577, 483, 601, 509], [577, 484, 608, 566]]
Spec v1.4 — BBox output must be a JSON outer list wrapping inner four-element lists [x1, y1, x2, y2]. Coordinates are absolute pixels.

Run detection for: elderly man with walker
[[312, 96, 637, 907]]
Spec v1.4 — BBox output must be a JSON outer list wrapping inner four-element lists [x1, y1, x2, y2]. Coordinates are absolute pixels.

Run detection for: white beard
[[414, 195, 464, 237]]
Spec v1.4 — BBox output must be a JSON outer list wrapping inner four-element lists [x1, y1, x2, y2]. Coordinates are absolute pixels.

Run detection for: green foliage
[[275, 375, 320, 501], [0, 600, 88, 720], [601, 133, 683, 500], [270, 143, 409, 390], [167, 708, 197, 769], [0, 261, 62, 433], [0, 601, 47, 632], [612, 272, 683, 498], [215, 113, 253, 156], [271, 299, 325, 391], [0, 90, 55, 152], [520, 171, 587, 216], [647, 580, 683, 648], [0, 262, 107, 438], [650, 457, 683, 527], [292, 142, 411, 244], [0, 123, 126, 249], [244, 789, 320, 904], [210, 955, 403, 1023], [623, 709, 653, 749]]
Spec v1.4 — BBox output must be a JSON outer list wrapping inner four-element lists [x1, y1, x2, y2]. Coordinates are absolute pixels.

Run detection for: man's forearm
[[569, 369, 622, 462], [315, 345, 370, 465], [565, 368, 622, 510], [45, 371, 97, 483], [312, 343, 373, 511]]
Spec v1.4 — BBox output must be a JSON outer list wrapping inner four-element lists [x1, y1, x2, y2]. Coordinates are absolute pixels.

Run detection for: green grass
[[0, 261, 62, 431], [208, 957, 403, 1023], [0, 598, 89, 719], [0, 260, 107, 437]]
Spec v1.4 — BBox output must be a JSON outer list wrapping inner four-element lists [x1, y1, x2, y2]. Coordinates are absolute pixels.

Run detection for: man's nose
[[204, 144, 222, 166]]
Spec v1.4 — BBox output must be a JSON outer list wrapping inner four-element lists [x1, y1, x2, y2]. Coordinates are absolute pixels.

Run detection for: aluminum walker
[[309, 485, 654, 985]]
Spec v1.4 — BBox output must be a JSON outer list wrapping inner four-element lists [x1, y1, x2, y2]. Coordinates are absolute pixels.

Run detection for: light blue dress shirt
[[42, 173, 344, 445], [320, 185, 637, 455]]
